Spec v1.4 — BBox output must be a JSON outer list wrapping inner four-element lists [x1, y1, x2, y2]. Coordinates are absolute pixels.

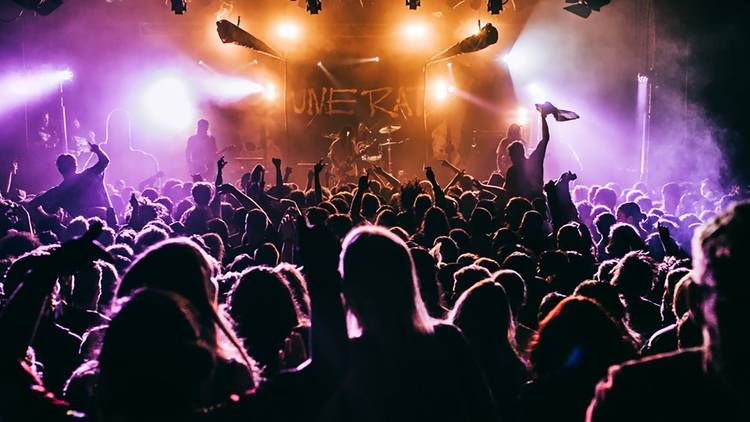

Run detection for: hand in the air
[[272, 157, 282, 167], [129, 193, 139, 209], [217, 156, 228, 171], [297, 215, 341, 278], [357, 174, 369, 193], [50, 222, 114, 275], [284, 166, 293, 177], [314, 159, 326, 175], [425, 166, 435, 182]]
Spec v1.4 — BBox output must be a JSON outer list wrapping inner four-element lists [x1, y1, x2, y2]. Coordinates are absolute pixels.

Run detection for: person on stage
[[495, 123, 524, 175], [328, 126, 358, 184], [186, 119, 218, 178]]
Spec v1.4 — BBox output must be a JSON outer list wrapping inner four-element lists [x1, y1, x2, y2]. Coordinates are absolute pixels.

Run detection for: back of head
[[450, 281, 514, 346], [452, 264, 492, 301], [228, 267, 299, 368], [507, 123, 521, 139], [693, 201, 750, 395], [574, 280, 625, 321], [117, 239, 215, 315], [56, 154, 77, 176], [530, 296, 634, 376], [341, 226, 433, 339], [492, 269, 527, 317], [611, 251, 655, 299], [593, 187, 617, 212], [254, 242, 280, 267], [97, 289, 214, 421], [191, 182, 213, 207], [508, 141, 526, 164], [606, 223, 646, 259]]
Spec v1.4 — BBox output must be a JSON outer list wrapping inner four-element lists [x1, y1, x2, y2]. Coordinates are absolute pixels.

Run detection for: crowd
[[0, 110, 748, 422]]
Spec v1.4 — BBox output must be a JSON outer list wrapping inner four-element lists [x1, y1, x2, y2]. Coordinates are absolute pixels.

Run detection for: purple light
[[140, 77, 195, 132], [0, 68, 74, 115]]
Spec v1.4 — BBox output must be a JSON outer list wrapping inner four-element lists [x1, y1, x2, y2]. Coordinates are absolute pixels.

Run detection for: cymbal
[[380, 140, 405, 147], [378, 125, 402, 134]]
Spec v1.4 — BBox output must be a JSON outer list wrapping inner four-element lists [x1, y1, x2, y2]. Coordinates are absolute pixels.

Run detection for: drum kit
[[322, 124, 407, 173]]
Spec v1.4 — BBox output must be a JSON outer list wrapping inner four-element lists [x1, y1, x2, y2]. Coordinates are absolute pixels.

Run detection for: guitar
[[189, 144, 237, 176]]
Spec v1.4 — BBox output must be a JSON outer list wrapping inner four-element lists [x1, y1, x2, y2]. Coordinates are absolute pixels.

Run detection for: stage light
[[141, 77, 195, 132], [206, 75, 264, 102], [56, 69, 73, 81], [0, 68, 74, 114], [317, 61, 323, 67], [433, 80, 452, 102], [487, 0, 502, 15], [427, 22, 498, 63], [216, 19, 282, 60], [263, 83, 278, 101], [306, 0, 322, 14], [527, 83, 546, 103], [516, 107, 529, 125], [563, 0, 611, 18], [276, 22, 301, 40], [171, 0, 187, 15], [374, 57, 380, 62], [403, 22, 428, 39], [447, 62, 452, 68]]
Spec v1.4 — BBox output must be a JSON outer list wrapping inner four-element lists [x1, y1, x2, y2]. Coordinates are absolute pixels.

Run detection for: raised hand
[[297, 215, 341, 278], [279, 213, 297, 243], [129, 193, 139, 209], [272, 157, 282, 168], [425, 166, 436, 182], [88, 142, 101, 154], [217, 156, 228, 171], [358, 174, 369, 192], [284, 166, 293, 177], [50, 222, 113, 275], [314, 159, 326, 175]]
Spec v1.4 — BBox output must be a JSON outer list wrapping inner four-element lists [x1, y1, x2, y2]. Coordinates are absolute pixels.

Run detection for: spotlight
[[56, 69, 74, 81], [306, 0, 322, 14], [527, 83, 546, 103], [317, 61, 323, 67], [406, 0, 420, 10], [216, 19, 282, 59], [374, 56, 380, 62], [427, 22, 498, 63], [263, 83, 278, 101], [447, 62, 452, 67], [403, 22, 428, 39], [171, 0, 187, 15], [434, 80, 451, 102], [516, 107, 528, 125], [141, 77, 195, 132], [276, 22, 301, 40], [563, 0, 611, 18], [12, 0, 63, 16], [487, 0, 502, 14]]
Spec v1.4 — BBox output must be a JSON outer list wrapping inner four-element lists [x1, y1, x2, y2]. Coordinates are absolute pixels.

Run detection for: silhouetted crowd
[[1, 111, 748, 422]]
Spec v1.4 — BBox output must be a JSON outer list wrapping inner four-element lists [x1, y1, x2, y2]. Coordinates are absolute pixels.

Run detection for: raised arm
[[314, 160, 325, 204], [218, 183, 271, 225], [210, 157, 227, 217], [298, 218, 348, 383], [531, 112, 551, 163], [425, 167, 448, 210], [89, 143, 110, 174], [273, 158, 283, 189], [3, 160, 18, 198], [137, 170, 165, 192], [350, 174, 368, 224], [373, 166, 401, 190]]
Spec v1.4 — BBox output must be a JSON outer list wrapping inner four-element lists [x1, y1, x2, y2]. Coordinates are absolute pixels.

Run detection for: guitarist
[[328, 126, 358, 184], [186, 119, 218, 177]]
